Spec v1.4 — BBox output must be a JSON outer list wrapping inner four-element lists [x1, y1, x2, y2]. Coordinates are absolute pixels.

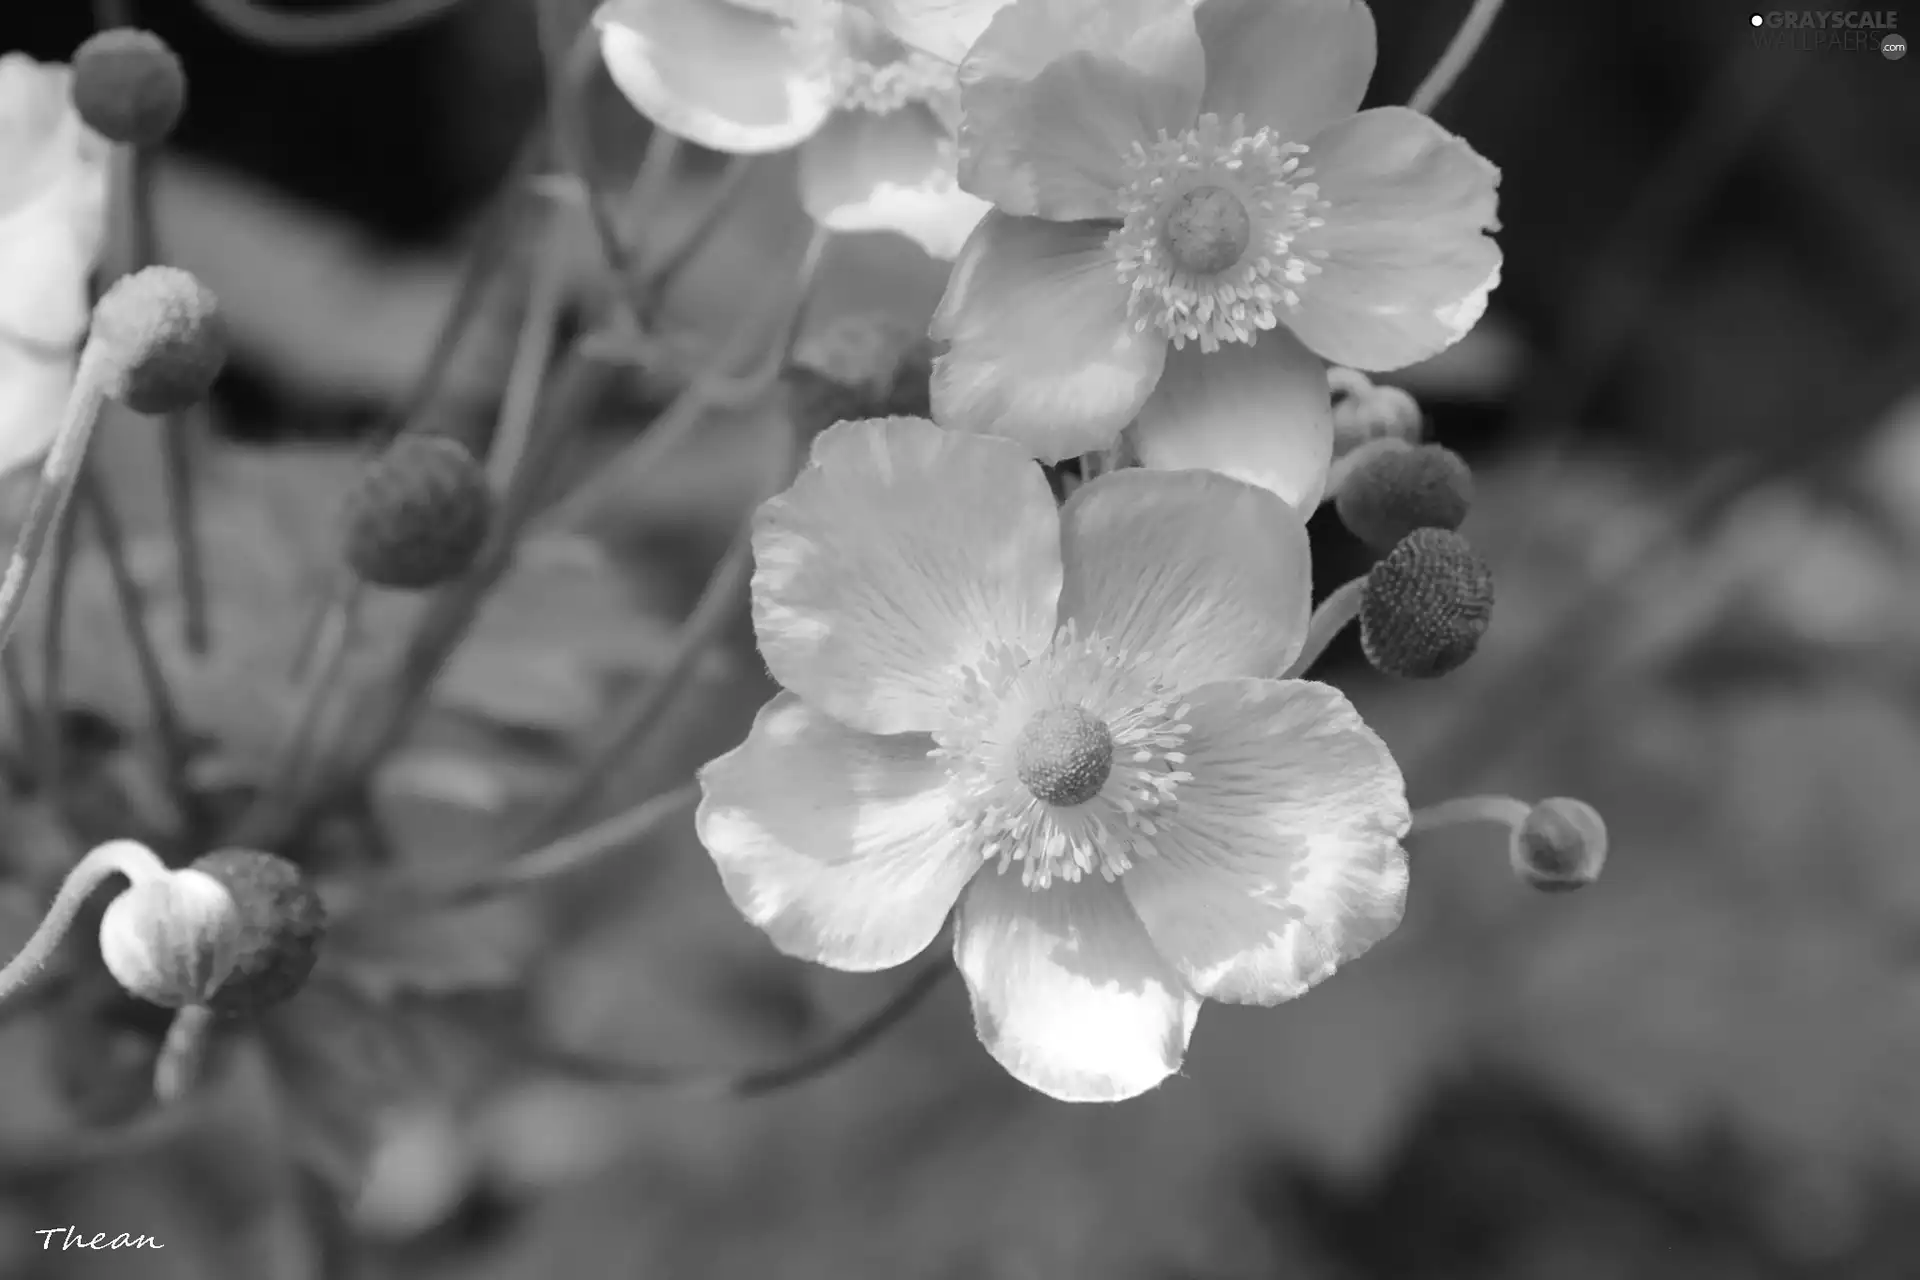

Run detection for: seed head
[[189, 849, 326, 1015], [1336, 442, 1475, 551], [342, 435, 494, 590], [70, 28, 186, 146], [90, 265, 226, 414], [1510, 797, 1608, 892], [97, 869, 241, 1008], [1360, 528, 1494, 679]]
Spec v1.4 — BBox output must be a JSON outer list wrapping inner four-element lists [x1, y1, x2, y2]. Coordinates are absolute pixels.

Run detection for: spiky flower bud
[[90, 265, 225, 414], [342, 435, 494, 590], [97, 869, 241, 1008], [70, 28, 186, 147], [1360, 528, 1494, 678], [1336, 442, 1475, 551], [189, 849, 326, 1015], [1510, 797, 1608, 892]]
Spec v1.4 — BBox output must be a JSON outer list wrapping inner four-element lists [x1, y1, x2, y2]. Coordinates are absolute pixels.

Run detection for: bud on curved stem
[[1409, 793, 1609, 892], [0, 839, 168, 1005], [1281, 576, 1366, 679]]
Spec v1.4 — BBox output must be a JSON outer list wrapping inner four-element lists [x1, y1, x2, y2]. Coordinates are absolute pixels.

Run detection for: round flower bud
[[189, 849, 326, 1016], [1509, 797, 1608, 892], [97, 868, 241, 1009], [1333, 379, 1423, 453], [342, 435, 494, 590], [70, 28, 186, 147], [1360, 528, 1494, 679], [1336, 443, 1475, 552], [90, 265, 226, 414]]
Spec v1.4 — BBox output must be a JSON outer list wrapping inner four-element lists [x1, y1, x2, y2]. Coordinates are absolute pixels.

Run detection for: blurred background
[[2, 0, 1919, 1276]]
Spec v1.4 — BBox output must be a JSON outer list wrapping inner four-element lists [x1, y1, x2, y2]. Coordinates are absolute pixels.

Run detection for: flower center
[[1110, 112, 1331, 353], [1014, 705, 1114, 807], [1164, 185, 1250, 275], [932, 623, 1195, 890]]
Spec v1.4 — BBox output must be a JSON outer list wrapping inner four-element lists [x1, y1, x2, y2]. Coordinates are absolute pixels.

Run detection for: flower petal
[[798, 105, 991, 259], [752, 416, 1062, 735], [852, 0, 1016, 64], [696, 693, 977, 970], [1123, 677, 1409, 1003], [0, 342, 72, 480], [931, 211, 1165, 458], [1132, 328, 1333, 512], [594, 0, 836, 154], [957, 0, 1203, 219], [0, 55, 108, 350], [1056, 468, 1311, 685], [955, 869, 1200, 1101], [1287, 106, 1502, 371], [1195, 0, 1376, 142]]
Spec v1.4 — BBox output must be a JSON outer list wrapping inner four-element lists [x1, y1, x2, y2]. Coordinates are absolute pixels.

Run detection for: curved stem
[[193, 0, 472, 51], [0, 346, 110, 658], [1408, 0, 1506, 116], [1408, 793, 1529, 838], [529, 956, 952, 1099], [635, 153, 750, 320], [0, 839, 166, 1006], [1282, 575, 1366, 679], [153, 1003, 214, 1103]]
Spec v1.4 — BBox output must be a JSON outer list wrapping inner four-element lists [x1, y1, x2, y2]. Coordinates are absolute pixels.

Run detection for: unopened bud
[[90, 265, 226, 414], [70, 28, 186, 147], [1332, 373, 1422, 454], [190, 849, 326, 1015], [1336, 442, 1474, 551], [98, 869, 241, 1008], [342, 435, 494, 590], [1360, 527, 1494, 678], [1510, 797, 1608, 892]]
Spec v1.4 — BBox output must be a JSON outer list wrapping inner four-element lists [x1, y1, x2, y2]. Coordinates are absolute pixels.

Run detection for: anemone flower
[[867, 0, 1500, 512], [594, 0, 992, 259], [698, 416, 1410, 1102], [0, 52, 109, 480]]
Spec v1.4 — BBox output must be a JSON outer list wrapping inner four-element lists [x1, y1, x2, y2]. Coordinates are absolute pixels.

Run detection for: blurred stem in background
[[1408, 0, 1505, 115]]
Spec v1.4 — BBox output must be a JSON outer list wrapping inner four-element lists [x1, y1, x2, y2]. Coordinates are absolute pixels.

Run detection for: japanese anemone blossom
[[0, 53, 109, 480], [697, 416, 1410, 1102], [593, 0, 991, 259], [874, 0, 1500, 512]]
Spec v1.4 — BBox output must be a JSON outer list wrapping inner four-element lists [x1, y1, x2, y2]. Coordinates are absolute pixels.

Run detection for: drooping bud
[[1330, 368, 1423, 454], [787, 312, 933, 431], [1360, 527, 1494, 678], [342, 435, 494, 590], [89, 265, 226, 414], [97, 868, 242, 1008], [1510, 797, 1608, 892], [70, 28, 186, 146], [1336, 442, 1474, 551], [189, 849, 326, 1016]]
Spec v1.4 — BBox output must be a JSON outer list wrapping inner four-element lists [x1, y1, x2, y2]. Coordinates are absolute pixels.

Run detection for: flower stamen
[[1110, 112, 1331, 353]]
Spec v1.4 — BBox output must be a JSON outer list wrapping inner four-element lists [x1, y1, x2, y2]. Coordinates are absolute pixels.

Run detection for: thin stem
[[0, 346, 110, 658], [634, 153, 749, 316], [546, 224, 832, 532], [227, 588, 361, 846], [359, 781, 699, 917], [1407, 0, 1506, 116], [77, 469, 200, 835], [37, 498, 78, 814], [1408, 793, 1529, 838], [193, 0, 472, 50], [153, 1003, 214, 1103], [487, 220, 569, 490], [0, 645, 38, 768], [529, 955, 952, 1098], [1282, 576, 1366, 679], [0, 839, 166, 1006]]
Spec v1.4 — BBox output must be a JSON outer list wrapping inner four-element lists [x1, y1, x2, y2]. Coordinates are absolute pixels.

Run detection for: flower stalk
[[0, 838, 169, 1006]]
